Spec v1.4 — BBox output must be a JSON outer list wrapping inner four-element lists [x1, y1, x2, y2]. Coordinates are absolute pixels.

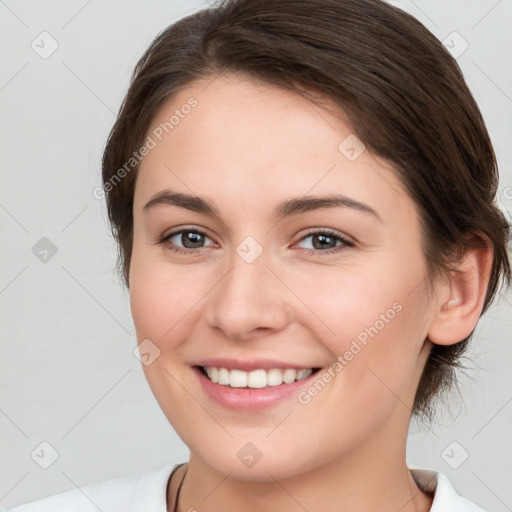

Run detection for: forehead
[[133, 73, 415, 224]]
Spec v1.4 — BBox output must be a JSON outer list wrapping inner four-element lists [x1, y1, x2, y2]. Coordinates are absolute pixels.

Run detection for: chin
[[186, 435, 329, 483]]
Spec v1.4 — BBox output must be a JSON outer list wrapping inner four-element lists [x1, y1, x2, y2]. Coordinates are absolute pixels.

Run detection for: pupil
[[183, 232, 204, 248], [313, 234, 335, 250]]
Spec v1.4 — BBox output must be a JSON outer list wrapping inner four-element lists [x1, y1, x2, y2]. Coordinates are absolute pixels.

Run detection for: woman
[[6, 0, 510, 510]]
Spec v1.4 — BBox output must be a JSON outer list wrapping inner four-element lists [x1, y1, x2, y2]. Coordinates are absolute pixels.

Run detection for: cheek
[[129, 246, 218, 348], [130, 247, 181, 340], [295, 258, 430, 407], [128, 248, 206, 419]]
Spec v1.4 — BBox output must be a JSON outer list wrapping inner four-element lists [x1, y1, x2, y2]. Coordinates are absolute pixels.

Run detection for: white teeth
[[266, 368, 283, 386], [247, 369, 267, 388], [202, 366, 314, 388], [282, 369, 297, 384], [218, 367, 230, 385], [229, 369, 247, 388]]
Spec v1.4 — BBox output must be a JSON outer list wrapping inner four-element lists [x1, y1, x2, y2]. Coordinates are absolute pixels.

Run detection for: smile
[[200, 366, 317, 388], [193, 360, 324, 410]]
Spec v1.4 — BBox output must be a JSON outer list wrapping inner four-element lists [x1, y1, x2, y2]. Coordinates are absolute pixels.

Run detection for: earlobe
[[428, 234, 493, 346]]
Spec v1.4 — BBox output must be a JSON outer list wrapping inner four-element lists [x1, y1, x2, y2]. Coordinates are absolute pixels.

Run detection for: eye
[[157, 228, 215, 255], [294, 229, 354, 255], [156, 227, 354, 256]]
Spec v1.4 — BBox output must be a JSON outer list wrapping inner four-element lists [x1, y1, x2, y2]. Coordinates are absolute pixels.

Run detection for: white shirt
[[3, 464, 487, 512]]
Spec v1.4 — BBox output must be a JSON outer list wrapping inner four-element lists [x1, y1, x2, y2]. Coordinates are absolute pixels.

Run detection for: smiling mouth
[[197, 366, 321, 389]]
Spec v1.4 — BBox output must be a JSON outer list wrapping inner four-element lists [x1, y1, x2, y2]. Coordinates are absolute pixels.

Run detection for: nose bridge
[[206, 246, 290, 340]]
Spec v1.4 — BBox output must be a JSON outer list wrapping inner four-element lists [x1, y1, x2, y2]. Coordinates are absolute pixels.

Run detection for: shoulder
[[410, 468, 488, 512], [2, 464, 178, 512]]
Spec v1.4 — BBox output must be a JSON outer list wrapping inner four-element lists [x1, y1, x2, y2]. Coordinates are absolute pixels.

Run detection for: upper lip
[[193, 358, 322, 372]]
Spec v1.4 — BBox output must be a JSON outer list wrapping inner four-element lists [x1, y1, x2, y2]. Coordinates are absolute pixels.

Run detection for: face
[[129, 73, 436, 480]]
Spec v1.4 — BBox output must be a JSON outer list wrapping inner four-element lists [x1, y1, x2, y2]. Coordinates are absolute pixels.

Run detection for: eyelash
[[156, 227, 355, 256]]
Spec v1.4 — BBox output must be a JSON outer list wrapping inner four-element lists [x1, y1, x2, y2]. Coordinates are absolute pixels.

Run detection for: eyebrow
[[142, 189, 382, 222]]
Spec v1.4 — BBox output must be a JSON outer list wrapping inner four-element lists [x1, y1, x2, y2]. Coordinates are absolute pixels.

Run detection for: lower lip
[[193, 366, 320, 411]]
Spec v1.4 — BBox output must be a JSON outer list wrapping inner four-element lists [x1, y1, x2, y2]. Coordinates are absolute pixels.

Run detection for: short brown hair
[[102, 0, 511, 419]]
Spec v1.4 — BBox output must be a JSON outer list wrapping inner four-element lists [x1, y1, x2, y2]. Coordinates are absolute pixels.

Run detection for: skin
[[129, 73, 493, 512]]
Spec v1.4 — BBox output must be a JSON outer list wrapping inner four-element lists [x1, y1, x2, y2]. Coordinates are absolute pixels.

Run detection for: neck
[[173, 414, 433, 512]]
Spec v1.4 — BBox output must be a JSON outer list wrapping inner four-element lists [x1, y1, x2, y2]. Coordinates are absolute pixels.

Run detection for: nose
[[205, 251, 292, 342]]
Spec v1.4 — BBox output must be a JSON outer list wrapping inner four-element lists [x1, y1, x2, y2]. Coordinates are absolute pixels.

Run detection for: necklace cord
[[173, 465, 188, 512]]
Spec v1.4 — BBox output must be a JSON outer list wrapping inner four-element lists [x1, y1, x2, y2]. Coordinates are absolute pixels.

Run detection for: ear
[[428, 233, 493, 346]]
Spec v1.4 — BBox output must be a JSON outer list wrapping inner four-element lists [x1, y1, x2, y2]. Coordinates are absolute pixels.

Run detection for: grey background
[[1, 0, 511, 510]]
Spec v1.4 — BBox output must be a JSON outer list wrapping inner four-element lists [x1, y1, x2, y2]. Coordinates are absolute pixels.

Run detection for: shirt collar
[[150, 465, 487, 512], [410, 468, 487, 511]]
